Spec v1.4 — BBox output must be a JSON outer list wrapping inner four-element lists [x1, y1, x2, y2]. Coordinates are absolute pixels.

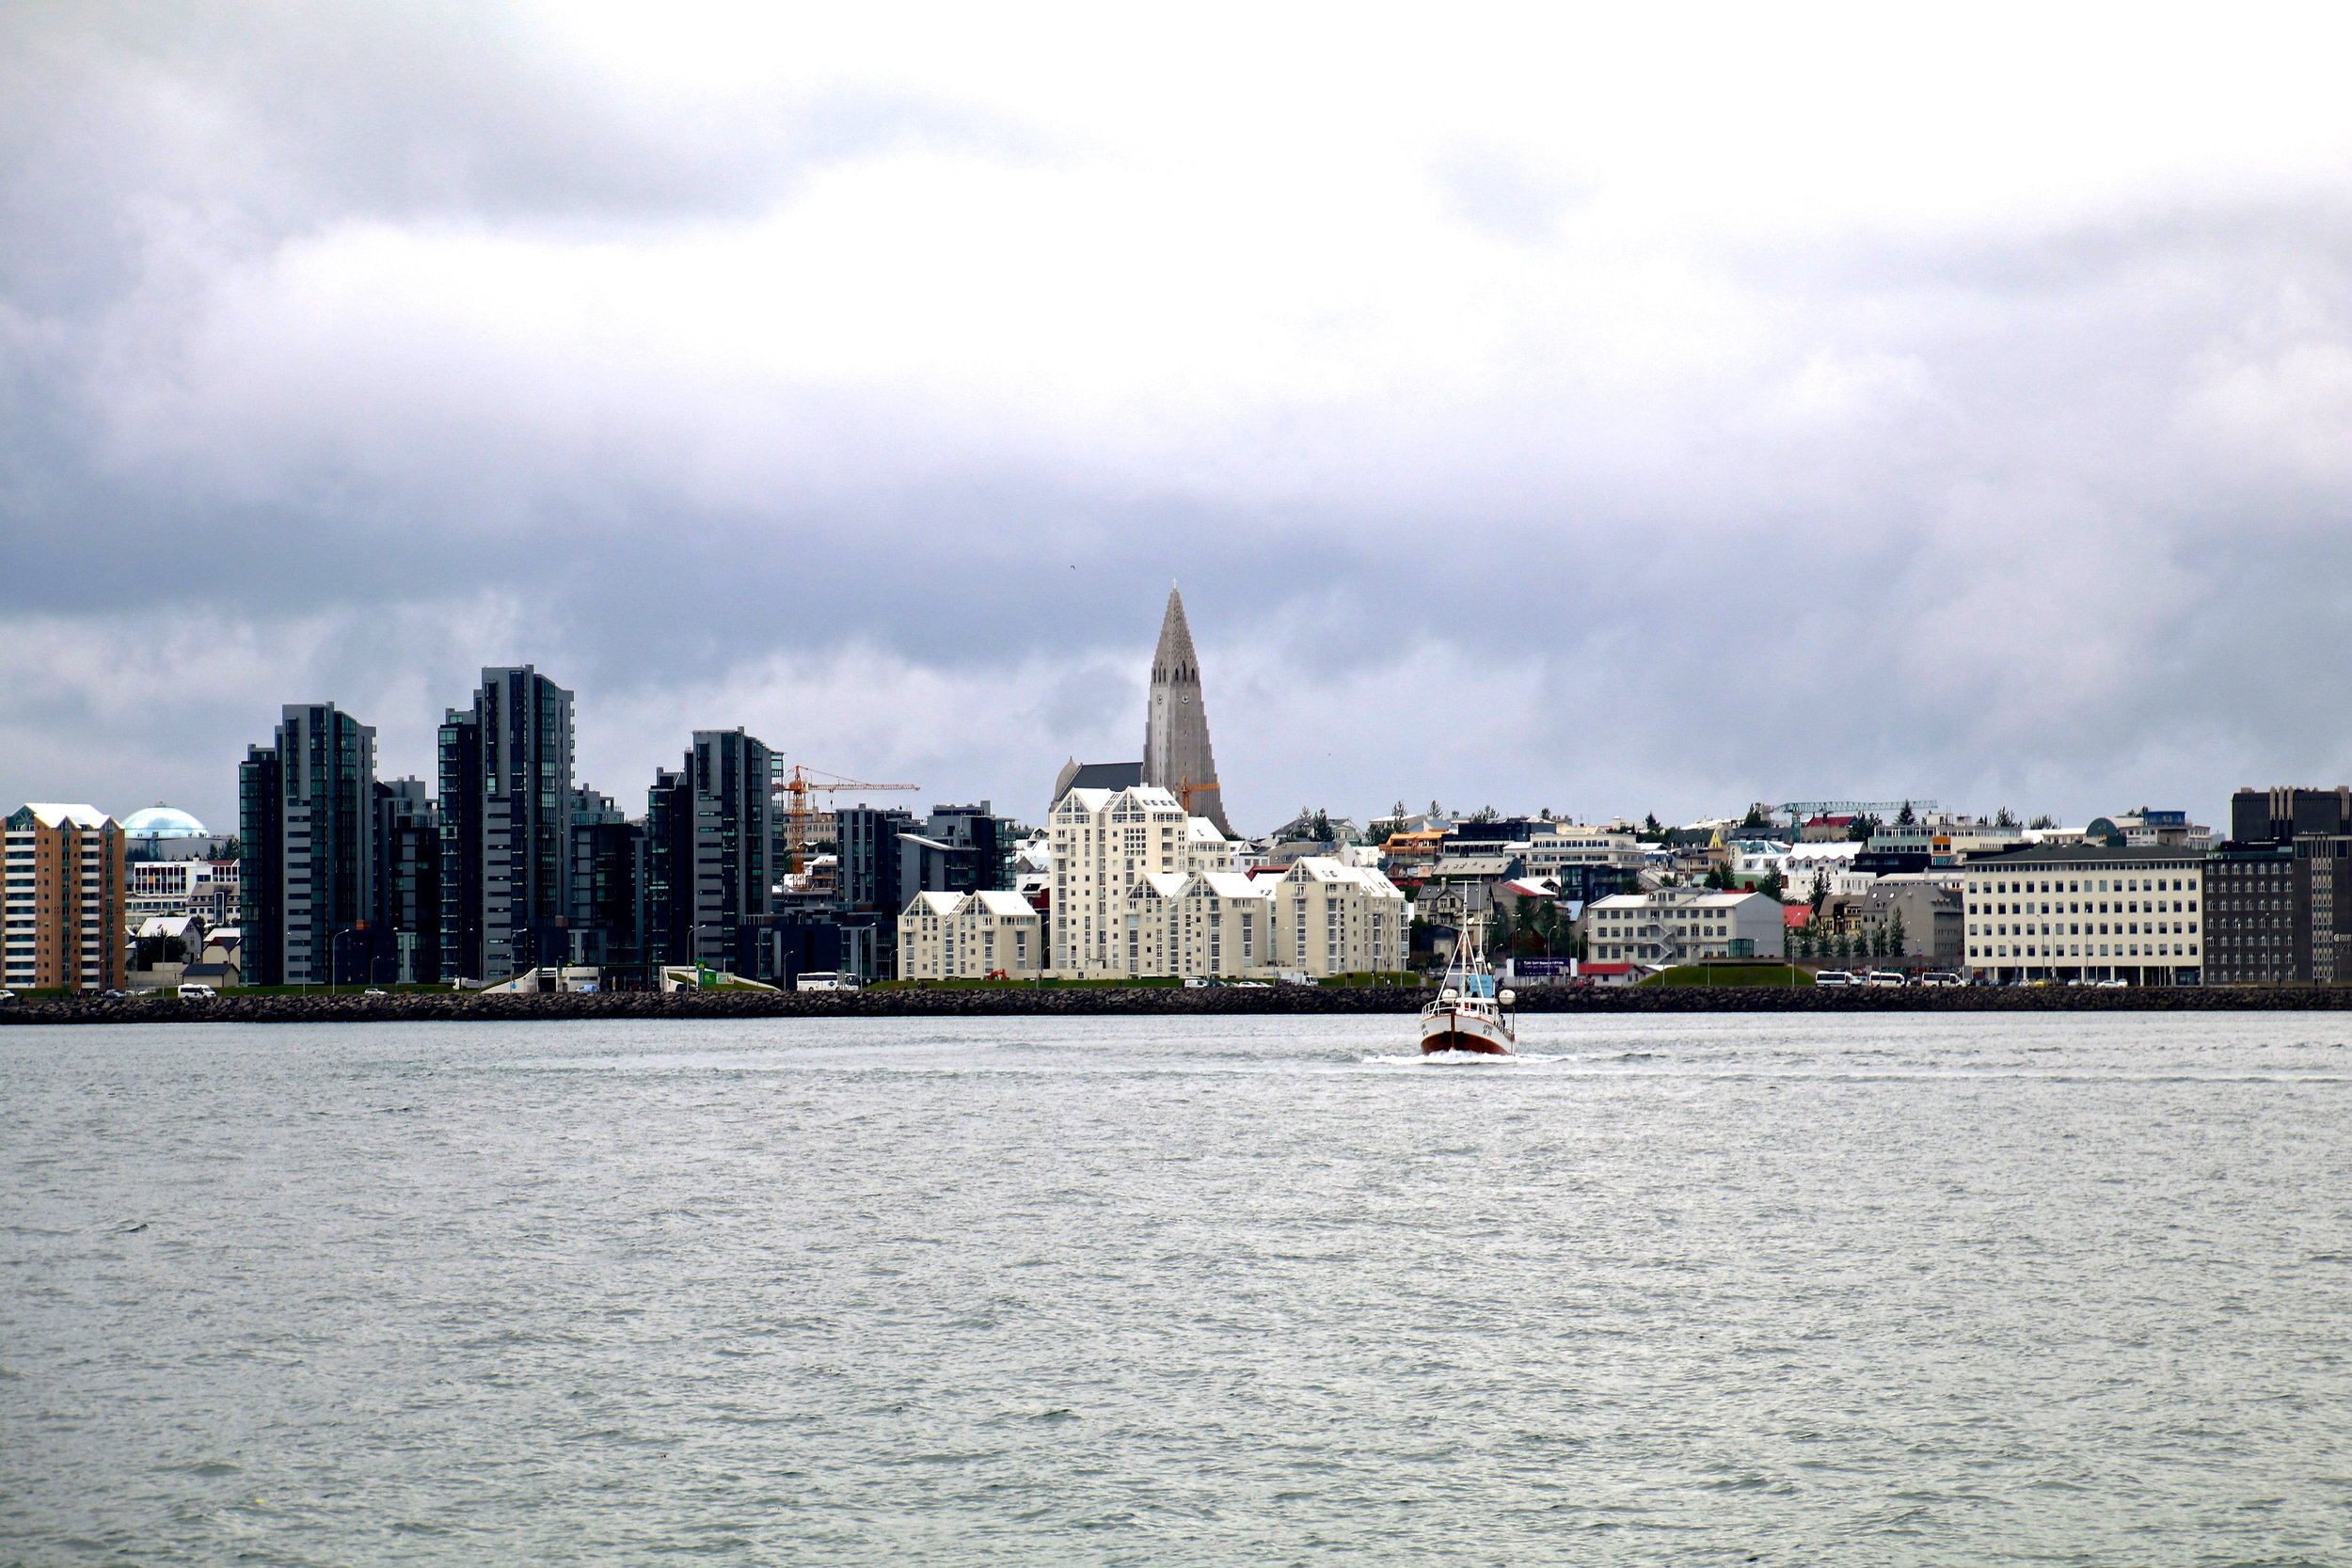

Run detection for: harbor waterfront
[[7, 1013, 2349, 1564], [16, 982, 2352, 1026]]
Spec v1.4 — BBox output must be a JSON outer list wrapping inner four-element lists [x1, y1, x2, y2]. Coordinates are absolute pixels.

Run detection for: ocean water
[[5, 1013, 2350, 1565]]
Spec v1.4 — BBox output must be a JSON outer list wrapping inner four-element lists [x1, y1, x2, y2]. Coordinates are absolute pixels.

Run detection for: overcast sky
[[8, 4, 2352, 835]]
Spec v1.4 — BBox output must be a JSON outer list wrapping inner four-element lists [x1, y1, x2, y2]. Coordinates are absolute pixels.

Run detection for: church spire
[[1143, 587, 1233, 835]]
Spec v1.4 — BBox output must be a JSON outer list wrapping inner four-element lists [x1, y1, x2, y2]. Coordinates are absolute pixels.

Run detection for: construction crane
[[777, 765, 919, 874]]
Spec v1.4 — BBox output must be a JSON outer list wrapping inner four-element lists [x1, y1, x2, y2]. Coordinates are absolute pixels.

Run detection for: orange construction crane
[[778, 765, 919, 873]]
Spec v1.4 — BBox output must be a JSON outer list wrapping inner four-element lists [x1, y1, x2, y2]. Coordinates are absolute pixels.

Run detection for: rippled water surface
[[7, 1013, 2351, 1564]]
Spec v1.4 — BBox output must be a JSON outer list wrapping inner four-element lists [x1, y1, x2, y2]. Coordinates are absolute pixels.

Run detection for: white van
[[1867, 970, 1908, 988], [1813, 970, 1856, 986], [178, 983, 216, 999]]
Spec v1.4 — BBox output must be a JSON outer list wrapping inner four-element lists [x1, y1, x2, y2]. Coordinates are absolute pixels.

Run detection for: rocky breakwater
[[6, 982, 2352, 1025]]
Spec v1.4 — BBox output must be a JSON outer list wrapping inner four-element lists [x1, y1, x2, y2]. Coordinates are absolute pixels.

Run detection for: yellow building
[[4, 803, 129, 993]]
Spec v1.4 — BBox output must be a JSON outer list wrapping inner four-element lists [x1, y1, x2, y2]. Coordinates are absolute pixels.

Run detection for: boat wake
[[1363, 1050, 1562, 1066]]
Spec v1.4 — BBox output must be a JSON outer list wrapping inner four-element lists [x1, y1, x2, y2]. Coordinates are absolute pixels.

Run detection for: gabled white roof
[[1111, 785, 1184, 813], [1134, 871, 1191, 900], [903, 890, 963, 918], [1283, 856, 1404, 896], [1190, 872, 1271, 899], [1186, 816, 1226, 843], [137, 914, 200, 939], [1057, 789, 1115, 816], [13, 802, 116, 831], [965, 891, 1038, 918]]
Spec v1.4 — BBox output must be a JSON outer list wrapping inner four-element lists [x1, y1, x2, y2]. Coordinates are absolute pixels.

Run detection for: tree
[[1896, 800, 1915, 826], [1311, 810, 1333, 844], [1994, 806, 2018, 829], [1845, 813, 1882, 843], [1470, 804, 1500, 824], [1757, 866, 1786, 903], [1740, 801, 1770, 831], [2028, 814, 2055, 830], [1809, 867, 1829, 911], [1887, 910, 1908, 958]]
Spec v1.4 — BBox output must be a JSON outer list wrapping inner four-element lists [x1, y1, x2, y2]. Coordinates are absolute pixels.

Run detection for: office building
[[2231, 786, 2351, 847], [1579, 889, 1786, 965], [3, 803, 128, 993], [438, 667, 574, 981], [237, 703, 378, 987], [1961, 844, 2201, 984], [2205, 838, 2303, 984]]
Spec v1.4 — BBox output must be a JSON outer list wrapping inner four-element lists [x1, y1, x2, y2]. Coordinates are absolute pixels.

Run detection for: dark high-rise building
[[566, 784, 642, 971], [435, 708, 482, 981], [640, 732, 779, 976], [644, 766, 693, 969], [2206, 839, 2304, 984], [835, 805, 918, 912], [915, 802, 1017, 895], [239, 703, 377, 986], [2231, 786, 2352, 847], [237, 743, 284, 987], [437, 667, 574, 981], [686, 729, 778, 973], [374, 777, 440, 985]]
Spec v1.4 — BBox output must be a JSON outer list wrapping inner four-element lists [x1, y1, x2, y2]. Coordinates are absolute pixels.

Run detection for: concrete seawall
[[8, 984, 2352, 1025]]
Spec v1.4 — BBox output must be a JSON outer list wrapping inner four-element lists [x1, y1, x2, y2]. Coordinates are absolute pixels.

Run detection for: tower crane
[[776, 765, 919, 874]]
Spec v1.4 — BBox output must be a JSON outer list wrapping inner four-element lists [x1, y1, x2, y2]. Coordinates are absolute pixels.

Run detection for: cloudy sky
[[8, 4, 2352, 835]]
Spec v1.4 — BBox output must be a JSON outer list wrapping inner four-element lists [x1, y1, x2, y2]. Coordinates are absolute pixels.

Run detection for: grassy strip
[[1639, 965, 1815, 988]]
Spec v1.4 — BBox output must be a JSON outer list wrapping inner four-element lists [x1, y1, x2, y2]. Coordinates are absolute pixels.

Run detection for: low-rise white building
[[897, 889, 1045, 980], [1578, 889, 1785, 963], [1260, 856, 1410, 977]]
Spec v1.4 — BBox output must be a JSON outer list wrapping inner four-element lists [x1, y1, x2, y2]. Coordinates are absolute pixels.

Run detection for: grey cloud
[[11, 8, 2352, 833]]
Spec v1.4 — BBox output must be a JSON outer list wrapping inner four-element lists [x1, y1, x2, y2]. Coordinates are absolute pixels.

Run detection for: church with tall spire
[[1142, 586, 1234, 837]]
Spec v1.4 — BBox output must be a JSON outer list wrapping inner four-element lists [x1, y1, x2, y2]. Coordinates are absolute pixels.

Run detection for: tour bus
[[794, 972, 860, 993]]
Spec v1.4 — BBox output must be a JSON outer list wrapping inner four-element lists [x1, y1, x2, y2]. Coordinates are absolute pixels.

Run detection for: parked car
[[363, 988, 388, 995], [1866, 971, 1908, 988], [1917, 971, 1964, 989], [101, 989, 127, 999], [1814, 971, 1857, 986], [0, 989, 16, 1003], [177, 983, 215, 999]]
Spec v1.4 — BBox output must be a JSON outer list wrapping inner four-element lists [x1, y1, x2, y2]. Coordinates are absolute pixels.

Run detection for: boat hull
[[1419, 1007, 1514, 1055]]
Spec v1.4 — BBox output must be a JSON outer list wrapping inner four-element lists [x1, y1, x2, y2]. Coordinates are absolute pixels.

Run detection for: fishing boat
[[1420, 917, 1516, 1054]]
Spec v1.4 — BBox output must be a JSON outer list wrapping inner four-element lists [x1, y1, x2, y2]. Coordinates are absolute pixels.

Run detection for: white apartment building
[[1259, 856, 1410, 978], [1170, 871, 1275, 977], [1515, 826, 1645, 882], [897, 889, 1044, 980], [1962, 846, 2201, 984], [1049, 784, 1232, 975], [128, 858, 241, 926], [1579, 888, 1785, 964]]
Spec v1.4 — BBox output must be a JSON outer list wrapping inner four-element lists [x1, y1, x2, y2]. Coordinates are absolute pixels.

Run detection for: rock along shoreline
[[8, 983, 2352, 1025]]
